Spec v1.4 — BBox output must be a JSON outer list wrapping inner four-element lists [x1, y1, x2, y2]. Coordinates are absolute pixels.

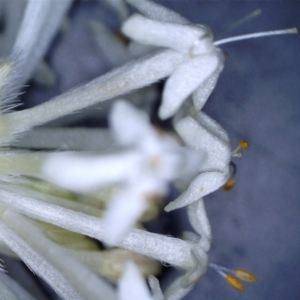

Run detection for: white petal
[[164, 168, 229, 212], [192, 52, 224, 111], [159, 54, 221, 119], [104, 187, 147, 246], [122, 14, 207, 53], [42, 151, 140, 192], [118, 261, 153, 300], [174, 113, 230, 171], [127, 0, 189, 24], [110, 100, 153, 146]]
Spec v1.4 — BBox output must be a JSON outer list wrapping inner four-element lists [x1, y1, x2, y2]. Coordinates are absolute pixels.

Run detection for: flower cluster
[[0, 0, 296, 299]]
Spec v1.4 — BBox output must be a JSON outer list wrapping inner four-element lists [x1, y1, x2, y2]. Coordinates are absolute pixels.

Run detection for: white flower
[[41, 100, 202, 244], [122, 0, 225, 119], [122, 0, 297, 119], [165, 110, 231, 212], [0, 0, 296, 299]]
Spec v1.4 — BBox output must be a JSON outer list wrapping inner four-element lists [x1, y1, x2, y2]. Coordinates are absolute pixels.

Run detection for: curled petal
[[127, 0, 189, 25], [174, 113, 230, 171], [122, 14, 207, 53], [159, 54, 222, 119], [165, 168, 229, 212]]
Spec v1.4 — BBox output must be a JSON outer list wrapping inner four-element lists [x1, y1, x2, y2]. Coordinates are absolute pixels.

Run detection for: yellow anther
[[239, 140, 250, 150], [235, 269, 257, 282], [225, 275, 244, 291], [223, 178, 236, 191], [231, 140, 250, 157], [115, 31, 128, 44]]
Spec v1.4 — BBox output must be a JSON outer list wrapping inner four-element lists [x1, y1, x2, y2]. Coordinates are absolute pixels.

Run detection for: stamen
[[228, 9, 262, 32], [214, 27, 298, 46], [225, 275, 244, 291], [217, 9, 262, 38], [223, 161, 236, 191], [231, 139, 250, 157], [223, 178, 235, 191], [235, 269, 257, 282], [209, 263, 256, 291]]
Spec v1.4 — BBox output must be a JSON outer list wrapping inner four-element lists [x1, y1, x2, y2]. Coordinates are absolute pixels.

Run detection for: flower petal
[[127, 0, 189, 25], [159, 54, 222, 119], [192, 51, 224, 111], [122, 14, 207, 53], [174, 113, 230, 171], [42, 151, 140, 192], [165, 168, 229, 212], [118, 261, 153, 300], [110, 100, 153, 146], [103, 186, 147, 246]]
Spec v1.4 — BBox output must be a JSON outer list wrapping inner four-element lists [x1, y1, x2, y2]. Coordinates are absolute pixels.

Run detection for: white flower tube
[[0, 277, 18, 300], [2, 211, 116, 300], [0, 221, 82, 300], [2, 49, 187, 142], [0, 271, 35, 300], [11, 0, 73, 89], [0, 184, 194, 270]]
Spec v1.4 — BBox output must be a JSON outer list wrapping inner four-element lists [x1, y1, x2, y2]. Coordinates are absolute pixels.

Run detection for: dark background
[[3, 1, 300, 299]]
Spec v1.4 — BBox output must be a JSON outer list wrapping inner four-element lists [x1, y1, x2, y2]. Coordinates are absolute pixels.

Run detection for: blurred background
[[2, 0, 300, 299]]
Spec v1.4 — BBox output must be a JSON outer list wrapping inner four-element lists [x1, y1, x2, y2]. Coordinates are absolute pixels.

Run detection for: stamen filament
[[214, 27, 298, 46], [231, 140, 250, 157]]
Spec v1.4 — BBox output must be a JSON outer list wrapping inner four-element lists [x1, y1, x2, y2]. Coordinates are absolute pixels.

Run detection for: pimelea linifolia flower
[[0, 0, 297, 299]]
